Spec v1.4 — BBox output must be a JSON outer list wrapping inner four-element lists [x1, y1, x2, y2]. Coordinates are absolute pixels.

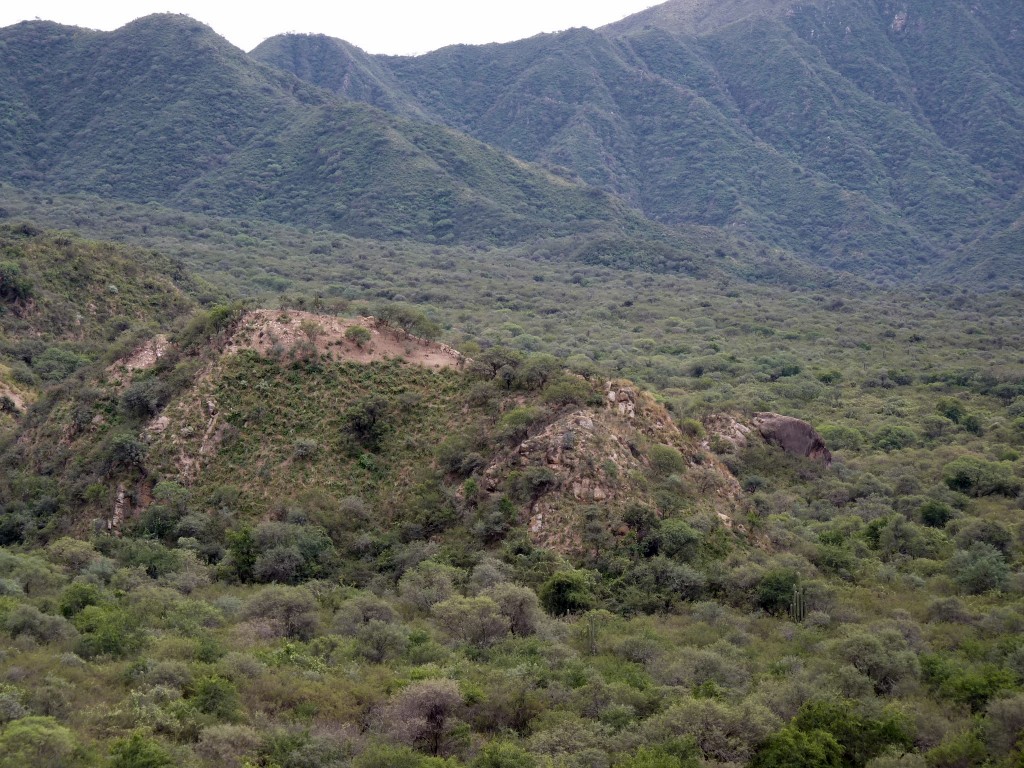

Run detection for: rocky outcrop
[[481, 382, 751, 554], [703, 414, 753, 451], [106, 335, 170, 383], [482, 408, 641, 552], [751, 412, 832, 465], [606, 383, 639, 418]]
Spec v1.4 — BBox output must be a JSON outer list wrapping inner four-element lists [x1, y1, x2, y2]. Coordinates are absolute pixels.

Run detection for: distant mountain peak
[[603, 0, 795, 36]]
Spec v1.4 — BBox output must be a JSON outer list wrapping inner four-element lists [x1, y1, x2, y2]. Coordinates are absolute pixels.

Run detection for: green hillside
[[255, 0, 1024, 282], [0, 15, 656, 247]]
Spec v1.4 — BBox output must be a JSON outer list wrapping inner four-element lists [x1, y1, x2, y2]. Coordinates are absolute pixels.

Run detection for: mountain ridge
[[251, 0, 1024, 284], [0, 14, 667, 249]]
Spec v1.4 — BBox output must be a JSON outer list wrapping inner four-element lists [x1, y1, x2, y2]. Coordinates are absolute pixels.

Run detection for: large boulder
[[751, 412, 832, 466]]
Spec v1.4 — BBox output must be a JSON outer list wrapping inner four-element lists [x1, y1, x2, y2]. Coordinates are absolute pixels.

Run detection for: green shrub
[[0, 262, 32, 303], [658, 519, 700, 562], [818, 425, 863, 451], [5, 605, 76, 644], [59, 582, 103, 618], [755, 569, 800, 616], [73, 605, 147, 658], [106, 433, 148, 472], [541, 376, 601, 406], [919, 500, 955, 528], [345, 325, 372, 347], [936, 398, 967, 424], [0, 716, 85, 768], [108, 731, 175, 768], [792, 699, 913, 766], [33, 347, 88, 381], [508, 466, 556, 502], [175, 303, 244, 351], [751, 725, 842, 768], [833, 628, 919, 695], [473, 740, 538, 768], [873, 426, 918, 452], [243, 585, 319, 640], [432, 596, 510, 648], [343, 395, 391, 450], [120, 378, 171, 420], [189, 676, 241, 721], [398, 561, 462, 613], [496, 406, 543, 442], [355, 619, 410, 663], [648, 444, 685, 477], [948, 543, 1010, 594]]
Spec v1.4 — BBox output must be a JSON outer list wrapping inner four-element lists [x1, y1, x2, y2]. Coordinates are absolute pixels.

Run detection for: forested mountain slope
[[0, 15, 658, 247], [255, 0, 1024, 282]]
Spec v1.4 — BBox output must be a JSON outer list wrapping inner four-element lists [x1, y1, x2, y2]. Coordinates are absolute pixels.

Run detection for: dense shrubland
[[0, 227, 1023, 766]]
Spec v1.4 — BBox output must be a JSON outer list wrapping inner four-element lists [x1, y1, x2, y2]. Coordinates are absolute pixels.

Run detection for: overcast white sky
[[1, 1, 662, 55]]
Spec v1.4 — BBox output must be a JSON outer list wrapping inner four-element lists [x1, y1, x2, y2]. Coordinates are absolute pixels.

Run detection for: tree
[[374, 303, 441, 340], [189, 676, 241, 721], [539, 569, 595, 616], [355, 619, 410, 663], [792, 699, 913, 767], [107, 433, 147, 472], [344, 395, 390, 450], [616, 744, 699, 768], [919, 500, 954, 528], [383, 679, 465, 756], [516, 353, 560, 390], [474, 347, 524, 382], [398, 561, 462, 613], [473, 740, 538, 768], [485, 583, 543, 636], [658, 519, 700, 562], [243, 585, 319, 640], [755, 569, 800, 616], [948, 542, 1010, 594], [648, 444, 685, 477], [935, 397, 967, 424], [73, 605, 147, 658], [432, 596, 510, 648], [954, 519, 1012, 558], [0, 261, 32, 303], [225, 525, 257, 583], [833, 628, 919, 695], [942, 456, 1021, 497]]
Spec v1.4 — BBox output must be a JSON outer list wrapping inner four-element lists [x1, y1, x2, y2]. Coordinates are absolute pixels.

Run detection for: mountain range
[[0, 0, 1022, 286]]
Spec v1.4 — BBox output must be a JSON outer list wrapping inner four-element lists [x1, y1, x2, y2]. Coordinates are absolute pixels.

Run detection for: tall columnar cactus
[[789, 585, 806, 622]]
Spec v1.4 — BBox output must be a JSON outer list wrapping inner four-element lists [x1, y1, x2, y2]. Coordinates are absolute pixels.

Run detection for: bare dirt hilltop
[[224, 310, 466, 370]]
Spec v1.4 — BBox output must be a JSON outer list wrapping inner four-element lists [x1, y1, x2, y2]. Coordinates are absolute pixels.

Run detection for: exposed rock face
[[703, 414, 753, 451], [751, 412, 832, 465], [106, 334, 170, 383], [482, 381, 750, 554], [606, 383, 639, 418], [483, 408, 641, 553]]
